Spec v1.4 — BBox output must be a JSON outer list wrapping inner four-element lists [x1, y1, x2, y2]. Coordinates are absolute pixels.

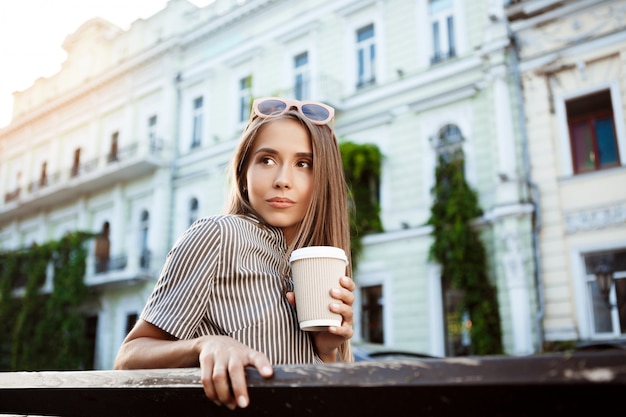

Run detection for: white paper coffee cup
[[289, 246, 349, 331]]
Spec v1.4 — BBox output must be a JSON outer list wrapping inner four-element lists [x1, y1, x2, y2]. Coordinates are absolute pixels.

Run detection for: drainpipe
[[167, 72, 182, 251], [508, 30, 545, 352]]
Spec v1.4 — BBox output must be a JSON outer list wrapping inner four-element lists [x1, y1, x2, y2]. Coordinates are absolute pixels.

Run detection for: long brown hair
[[225, 109, 354, 362]]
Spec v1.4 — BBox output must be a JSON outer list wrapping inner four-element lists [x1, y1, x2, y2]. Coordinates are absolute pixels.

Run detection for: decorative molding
[[515, 2, 626, 60], [564, 202, 626, 234]]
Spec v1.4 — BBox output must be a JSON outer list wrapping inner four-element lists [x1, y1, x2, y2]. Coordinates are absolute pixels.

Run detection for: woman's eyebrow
[[253, 147, 278, 155], [253, 148, 313, 158]]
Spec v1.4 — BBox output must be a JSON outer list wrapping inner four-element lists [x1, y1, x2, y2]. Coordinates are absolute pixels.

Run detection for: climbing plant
[[0, 252, 18, 369], [0, 231, 95, 371], [427, 154, 503, 355], [339, 141, 383, 267]]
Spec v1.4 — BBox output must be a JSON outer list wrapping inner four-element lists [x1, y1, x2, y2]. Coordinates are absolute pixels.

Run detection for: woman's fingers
[[212, 362, 236, 409], [198, 336, 273, 409], [200, 357, 220, 405]]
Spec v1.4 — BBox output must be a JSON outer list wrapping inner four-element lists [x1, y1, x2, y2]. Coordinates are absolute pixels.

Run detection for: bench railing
[[1, 349, 625, 416]]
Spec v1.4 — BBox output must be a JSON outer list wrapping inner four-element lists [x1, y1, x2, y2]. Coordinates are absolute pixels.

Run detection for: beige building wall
[[510, 0, 626, 343]]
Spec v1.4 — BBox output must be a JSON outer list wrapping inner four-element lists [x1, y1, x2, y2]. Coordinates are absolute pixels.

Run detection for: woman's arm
[[114, 319, 273, 410]]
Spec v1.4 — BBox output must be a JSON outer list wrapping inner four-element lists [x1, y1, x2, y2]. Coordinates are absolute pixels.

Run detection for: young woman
[[114, 97, 355, 410]]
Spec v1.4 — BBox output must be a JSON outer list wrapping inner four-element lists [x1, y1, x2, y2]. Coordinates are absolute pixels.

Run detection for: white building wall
[[0, 0, 547, 369]]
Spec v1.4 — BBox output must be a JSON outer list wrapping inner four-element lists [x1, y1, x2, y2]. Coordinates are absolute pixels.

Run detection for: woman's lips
[[267, 197, 295, 208]]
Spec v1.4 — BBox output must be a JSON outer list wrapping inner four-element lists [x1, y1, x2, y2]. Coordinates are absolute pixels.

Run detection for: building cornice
[[181, 0, 279, 48], [2, 37, 182, 136]]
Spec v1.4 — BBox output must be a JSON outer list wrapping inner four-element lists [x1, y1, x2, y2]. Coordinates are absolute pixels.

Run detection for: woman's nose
[[273, 166, 292, 189]]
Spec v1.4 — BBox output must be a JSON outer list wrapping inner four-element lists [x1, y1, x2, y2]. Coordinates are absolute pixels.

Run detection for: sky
[[0, 0, 213, 128]]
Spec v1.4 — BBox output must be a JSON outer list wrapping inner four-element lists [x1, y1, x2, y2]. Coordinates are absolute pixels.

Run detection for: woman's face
[[245, 118, 314, 244]]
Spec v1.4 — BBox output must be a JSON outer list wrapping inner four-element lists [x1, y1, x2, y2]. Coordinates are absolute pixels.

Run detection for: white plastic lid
[[289, 246, 348, 264]]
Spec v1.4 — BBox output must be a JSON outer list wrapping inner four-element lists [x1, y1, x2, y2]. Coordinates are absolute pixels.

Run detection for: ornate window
[[435, 123, 464, 161]]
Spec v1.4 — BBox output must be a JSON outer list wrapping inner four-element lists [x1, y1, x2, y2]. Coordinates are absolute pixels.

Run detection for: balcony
[[0, 141, 169, 224], [430, 48, 457, 65], [85, 250, 160, 289], [3, 187, 20, 204], [0, 348, 624, 416]]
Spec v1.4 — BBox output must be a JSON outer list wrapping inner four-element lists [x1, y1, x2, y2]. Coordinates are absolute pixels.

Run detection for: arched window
[[189, 198, 199, 226], [435, 123, 464, 162]]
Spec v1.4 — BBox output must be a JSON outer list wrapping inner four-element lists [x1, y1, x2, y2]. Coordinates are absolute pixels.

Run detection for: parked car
[[352, 343, 438, 361]]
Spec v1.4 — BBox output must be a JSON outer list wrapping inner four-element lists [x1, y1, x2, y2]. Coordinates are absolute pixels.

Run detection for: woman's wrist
[[317, 348, 338, 363]]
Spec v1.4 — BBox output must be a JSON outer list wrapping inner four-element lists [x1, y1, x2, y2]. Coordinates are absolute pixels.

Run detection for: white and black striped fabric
[[141, 214, 321, 364]]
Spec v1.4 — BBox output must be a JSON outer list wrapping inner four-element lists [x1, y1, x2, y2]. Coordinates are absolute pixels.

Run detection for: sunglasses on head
[[251, 97, 335, 129]]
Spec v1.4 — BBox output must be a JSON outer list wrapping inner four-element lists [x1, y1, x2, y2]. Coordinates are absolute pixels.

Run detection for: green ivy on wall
[[0, 231, 95, 371], [339, 141, 384, 267], [427, 155, 504, 356]]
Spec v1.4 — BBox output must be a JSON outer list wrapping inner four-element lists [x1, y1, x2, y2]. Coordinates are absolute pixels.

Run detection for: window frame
[[566, 95, 620, 174], [148, 115, 159, 153], [293, 51, 310, 101], [238, 75, 253, 124], [354, 271, 392, 345], [189, 197, 199, 227], [576, 248, 626, 339], [360, 284, 385, 344], [428, 0, 456, 64], [556, 82, 626, 177], [355, 23, 376, 89]]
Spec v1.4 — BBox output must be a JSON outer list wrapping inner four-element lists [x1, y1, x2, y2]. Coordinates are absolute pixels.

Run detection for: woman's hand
[[286, 275, 355, 361], [195, 335, 273, 409], [115, 320, 273, 410]]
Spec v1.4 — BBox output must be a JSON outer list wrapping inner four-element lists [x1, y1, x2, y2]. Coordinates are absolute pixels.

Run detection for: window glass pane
[[429, 0, 452, 14], [566, 90, 612, 119], [192, 97, 203, 147], [357, 24, 374, 42], [595, 117, 619, 166], [358, 49, 365, 78], [361, 285, 383, 343], [239, 76, 252, 122], [356, 24, 375, 87], [125, 313, 138, 335], [294, 52, 309, 101], [189, 198, 199, 226], [591, 281, 612, 333], [616, 278, 626, 334], [447, 15, 455, 55], [295, 52, 308, 67], [570, 122, 595, 173], [432, 21, 440, 56]]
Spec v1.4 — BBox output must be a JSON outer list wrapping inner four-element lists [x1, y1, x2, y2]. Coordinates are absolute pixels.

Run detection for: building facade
[[0, 0, 588, 370], [506, 0, 626, 345]]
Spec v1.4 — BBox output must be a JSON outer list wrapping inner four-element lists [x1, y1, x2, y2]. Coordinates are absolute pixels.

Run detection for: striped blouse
[[141, 214, 321, 364]]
